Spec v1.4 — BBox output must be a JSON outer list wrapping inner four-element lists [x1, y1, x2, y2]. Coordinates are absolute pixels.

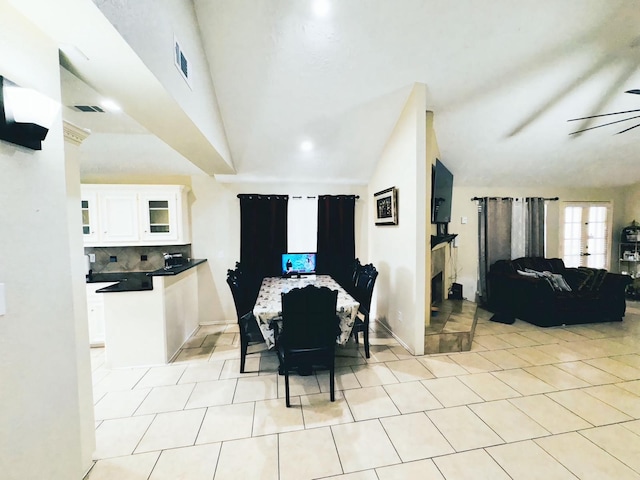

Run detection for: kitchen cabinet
[[86, 282, 116, 347], [81, 184, 190, 246]]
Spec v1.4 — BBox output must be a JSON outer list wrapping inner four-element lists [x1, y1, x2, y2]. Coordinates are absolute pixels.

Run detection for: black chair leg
[[285, 365, 291, 408], [363, 314, 370, 359], [329, 360, 335, 402], [240, 337, 248, 373]]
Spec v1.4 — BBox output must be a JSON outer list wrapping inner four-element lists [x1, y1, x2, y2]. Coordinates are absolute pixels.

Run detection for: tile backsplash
[[84, 245, 192, 273]]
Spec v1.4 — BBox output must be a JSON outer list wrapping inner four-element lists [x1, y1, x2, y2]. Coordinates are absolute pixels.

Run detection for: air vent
[[73, 105, 104, 113], [174, 35, 192, 89]]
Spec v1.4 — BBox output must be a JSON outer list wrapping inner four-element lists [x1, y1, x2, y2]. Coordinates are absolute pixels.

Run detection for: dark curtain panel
[[526, 197, 546, 257], [477, 197, 513, 305], [317, 195, 356, 286], [239, 194, 288, 282]]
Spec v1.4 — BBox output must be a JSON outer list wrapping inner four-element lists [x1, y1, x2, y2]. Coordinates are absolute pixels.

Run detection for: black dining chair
[[226, 265, 265, 373], [277, 285, 339, 407], [351, 263, 378, 359]]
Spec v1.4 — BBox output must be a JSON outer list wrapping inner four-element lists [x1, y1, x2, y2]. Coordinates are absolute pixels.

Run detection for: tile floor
[[85, 302, 640, 479]]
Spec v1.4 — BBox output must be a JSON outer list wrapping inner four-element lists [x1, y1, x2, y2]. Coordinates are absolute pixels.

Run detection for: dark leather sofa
[[487, 257, 632, 327]]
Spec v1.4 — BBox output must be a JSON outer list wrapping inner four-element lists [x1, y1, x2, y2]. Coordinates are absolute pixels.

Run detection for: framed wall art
[[374, 187, 398, 225]]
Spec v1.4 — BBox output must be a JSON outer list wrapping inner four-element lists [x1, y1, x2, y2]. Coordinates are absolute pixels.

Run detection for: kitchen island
[[92, 259, 207, 368]]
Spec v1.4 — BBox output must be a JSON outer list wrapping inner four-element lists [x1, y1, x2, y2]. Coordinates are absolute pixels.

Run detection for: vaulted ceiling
[[32, 1, 640, 187]]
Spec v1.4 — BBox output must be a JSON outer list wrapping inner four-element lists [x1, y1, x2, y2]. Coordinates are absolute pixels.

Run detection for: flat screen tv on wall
[[431, 159, 454, 224]]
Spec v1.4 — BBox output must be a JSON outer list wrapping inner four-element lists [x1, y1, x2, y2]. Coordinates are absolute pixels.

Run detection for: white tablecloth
[[252, 275, 360, 349]]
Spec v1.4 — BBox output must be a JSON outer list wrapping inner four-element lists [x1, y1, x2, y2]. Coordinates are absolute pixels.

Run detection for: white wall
[[368, 83, 428, 355], [0, 4, 94, 478], [450, 185, 628, 302], [94, 0, 231, 165]]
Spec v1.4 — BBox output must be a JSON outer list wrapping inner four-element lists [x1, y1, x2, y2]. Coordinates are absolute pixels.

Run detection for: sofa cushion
[[521, 268, 572, 292]]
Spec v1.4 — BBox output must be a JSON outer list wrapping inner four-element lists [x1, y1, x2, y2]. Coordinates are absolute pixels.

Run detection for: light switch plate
[[0, 283, 5, 316]]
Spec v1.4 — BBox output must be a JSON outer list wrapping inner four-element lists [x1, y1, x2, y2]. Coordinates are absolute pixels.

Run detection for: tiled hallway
[[86, 303, 640, 479]]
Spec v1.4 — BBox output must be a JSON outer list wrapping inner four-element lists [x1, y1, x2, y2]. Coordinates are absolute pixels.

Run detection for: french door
[[561, 202, 612, 269]]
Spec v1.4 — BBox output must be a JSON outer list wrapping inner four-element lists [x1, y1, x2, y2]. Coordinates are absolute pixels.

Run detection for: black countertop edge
[[147, 258, 207, 276], [90, 259, 207, 293]]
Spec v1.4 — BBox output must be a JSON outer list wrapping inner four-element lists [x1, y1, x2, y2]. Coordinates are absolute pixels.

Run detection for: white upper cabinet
[[81, 185, 190, 246]]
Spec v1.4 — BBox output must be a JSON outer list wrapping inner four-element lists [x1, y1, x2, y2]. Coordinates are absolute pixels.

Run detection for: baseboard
[[374, 318, 416, 356]]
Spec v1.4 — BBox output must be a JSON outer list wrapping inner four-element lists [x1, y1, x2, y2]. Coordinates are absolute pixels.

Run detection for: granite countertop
[[88, 259, 207, 293]]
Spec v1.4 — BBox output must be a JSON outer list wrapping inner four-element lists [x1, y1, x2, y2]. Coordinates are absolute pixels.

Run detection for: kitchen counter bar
[[88, 259, 207, 293]]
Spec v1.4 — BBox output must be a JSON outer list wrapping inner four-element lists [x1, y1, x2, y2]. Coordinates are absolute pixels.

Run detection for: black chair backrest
[[226, 267, 254, 321], [281, 285, 339, 349], [354, 263, 378, 311], [351, 258, 362, 286]]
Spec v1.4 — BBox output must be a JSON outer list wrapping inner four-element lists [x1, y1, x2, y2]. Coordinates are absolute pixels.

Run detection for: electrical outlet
[[88, 253, 96, 262], [397, 310, 403, 322]]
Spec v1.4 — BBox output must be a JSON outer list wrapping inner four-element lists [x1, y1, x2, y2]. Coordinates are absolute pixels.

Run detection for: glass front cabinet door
[[81, 192, 99, 244], [140, 192, 179, 242]]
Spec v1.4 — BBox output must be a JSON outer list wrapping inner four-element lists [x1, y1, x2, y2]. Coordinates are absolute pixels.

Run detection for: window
[[561, 202, 612, 269]]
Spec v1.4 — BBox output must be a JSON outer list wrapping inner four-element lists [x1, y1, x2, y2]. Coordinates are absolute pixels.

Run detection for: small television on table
[[282, 253, 317, 277]]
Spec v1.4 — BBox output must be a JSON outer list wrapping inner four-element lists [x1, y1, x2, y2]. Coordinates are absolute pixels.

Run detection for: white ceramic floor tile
[[301, 391, 353, 428], [317, 367, 362, 392], [524, 364, 590, 390], [421, 376, 484, 407], [376, 459, 444, 480], [218, 357, 260, 378], [279, 427, 343, 480], [449, 352, 501, 373], [434, 449, 511, 479], [184, 378, 237, 409], [418, 355, 470, 377], [94, 415, 154, 459], [508, 346, 558, 365], [583, 384, 640, 417], [277, 373, 321, 400], [135, 365, 186, 389], [472, 334, 517, 350], [95, 368, 148, 393], [384, 358, 435, 382], [233, 373, 278, 403], [458, 372, 521, 401], [366, 345, 400, 362], [619, 379, 640, 396], [178, 361, 224, 384], [535, 432, 640, 480], [555, 361, 622, 385], [519, 329, 562, 345], [322, 471, 378, 480], [149, 443, 221, 480], [492, 368, 556, 395], [623, 420, 640, 436], [94, 389, 151, 421], [585, 357, 640, 381], [252, 398, 305, 435], [496, 333, 540, 348], [469, 399, 549, 442], [478, 349, 533, 369], [135, 408, 206, 453], [533, 342, 591, 361], [613, 354, 640, 369], [134, 383, 194, 415], [173, 346, 214, 363], [487, 440, 578, 480], [86, 452, 160, 480], [332, 419, 401, 473], [196, 402, 255, 444], [343, 385, 400, 421], [380, 412, 454, 461], [383, 381, 443, 413], [352, 363, 399, 387], [580, 424, 640, 473], [427, 405, 503, 451], [214, 435, 279, 480], [546, 389, 633, 426], [508, 395, 592, 434]]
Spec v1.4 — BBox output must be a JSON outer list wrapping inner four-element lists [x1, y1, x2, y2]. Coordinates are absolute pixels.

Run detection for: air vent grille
[[74, 105, 105, 113], [174, 35, 192, 88]]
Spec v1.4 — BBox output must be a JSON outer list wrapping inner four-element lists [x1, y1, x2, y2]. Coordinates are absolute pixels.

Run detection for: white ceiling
[[63, 0, 640, 187]]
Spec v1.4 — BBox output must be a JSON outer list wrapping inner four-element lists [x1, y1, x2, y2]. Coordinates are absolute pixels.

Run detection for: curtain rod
[[470, 196, 559, 201], [291, 195, 360, 199]]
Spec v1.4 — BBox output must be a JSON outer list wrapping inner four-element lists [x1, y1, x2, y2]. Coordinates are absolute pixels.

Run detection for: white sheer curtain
[[287, 196, 317, 252], [511, 198, 527, 259]]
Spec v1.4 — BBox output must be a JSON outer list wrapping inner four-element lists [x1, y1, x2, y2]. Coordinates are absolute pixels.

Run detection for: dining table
[[252, 275, 360, 349]]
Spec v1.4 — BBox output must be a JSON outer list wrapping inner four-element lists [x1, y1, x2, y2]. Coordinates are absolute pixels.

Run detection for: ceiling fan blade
[[616, 121, 640, 134], [625, 89, 640, 95], [569, 114, 640, 135], [568, 108, 640, 122]]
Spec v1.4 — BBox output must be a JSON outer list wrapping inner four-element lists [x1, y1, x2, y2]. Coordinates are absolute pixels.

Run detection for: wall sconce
[[0, 75, 60, 150]]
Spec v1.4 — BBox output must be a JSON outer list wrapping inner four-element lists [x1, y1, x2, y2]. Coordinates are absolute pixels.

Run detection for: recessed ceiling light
[[300, 140, 314, 151], [100, 99, 121, 112], [312, 0, 330, 17]]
